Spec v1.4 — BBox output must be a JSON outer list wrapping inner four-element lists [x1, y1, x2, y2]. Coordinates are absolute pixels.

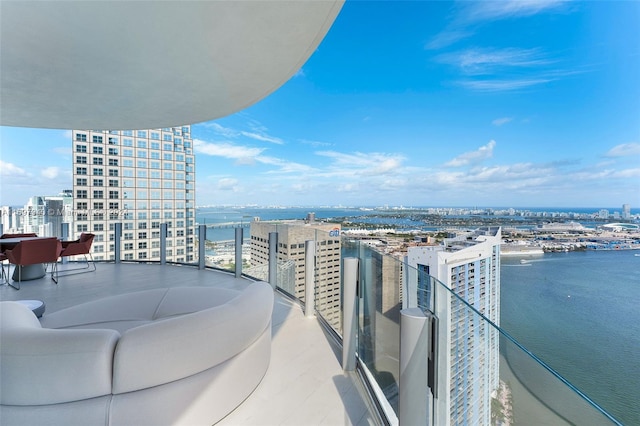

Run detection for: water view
[[198, 206, 639, 424]]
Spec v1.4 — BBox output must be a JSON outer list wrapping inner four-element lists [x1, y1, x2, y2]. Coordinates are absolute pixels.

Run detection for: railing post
[[268, 231, 278, 290], [198, 224, 206, 269], [160, 223, 168, 265], [114, 222, 122, 263], [399, 308, 430, 426], [61, 223, 69, 264], [235, 227, 243, 278], [342, 257, 358, 371], [304, 240, 316, 317], [0, 223, 3, 236]]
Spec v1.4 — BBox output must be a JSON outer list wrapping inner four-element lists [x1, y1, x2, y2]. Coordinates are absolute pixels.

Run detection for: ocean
[[197, 207, 639, 424]]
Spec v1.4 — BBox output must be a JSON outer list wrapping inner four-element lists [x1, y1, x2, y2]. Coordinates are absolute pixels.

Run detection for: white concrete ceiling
[[0, 1, 343, 130]]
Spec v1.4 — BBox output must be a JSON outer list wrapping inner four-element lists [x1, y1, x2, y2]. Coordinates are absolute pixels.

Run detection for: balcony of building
[[0, 226, 623, 425]]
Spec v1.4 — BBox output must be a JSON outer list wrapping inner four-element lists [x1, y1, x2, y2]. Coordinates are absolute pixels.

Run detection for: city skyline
[[1, 1, 639, 208]]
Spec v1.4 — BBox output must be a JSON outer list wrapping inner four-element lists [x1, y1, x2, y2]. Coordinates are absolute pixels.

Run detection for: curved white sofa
[[0, 282, 274, 426]]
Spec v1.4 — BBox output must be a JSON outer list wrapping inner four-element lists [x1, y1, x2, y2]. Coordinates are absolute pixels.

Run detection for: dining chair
[[59, 233, 96, 275], [4, 238, 63, 289]]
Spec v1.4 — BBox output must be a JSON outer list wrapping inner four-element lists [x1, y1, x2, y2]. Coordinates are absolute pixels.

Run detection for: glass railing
[[345, 239, 620, 426]]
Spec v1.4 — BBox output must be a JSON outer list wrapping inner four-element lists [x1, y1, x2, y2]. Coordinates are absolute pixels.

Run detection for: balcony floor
[[0, 262, 377, 426]]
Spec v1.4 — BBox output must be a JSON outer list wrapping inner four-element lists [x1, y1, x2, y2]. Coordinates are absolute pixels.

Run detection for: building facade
[[250, 217, 342, 331], [71, 127, 195, 262], [407, 227, 501, 426]]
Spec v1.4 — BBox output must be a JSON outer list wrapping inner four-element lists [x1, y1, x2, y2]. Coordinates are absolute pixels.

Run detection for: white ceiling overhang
[[0, 0, 343, 130]]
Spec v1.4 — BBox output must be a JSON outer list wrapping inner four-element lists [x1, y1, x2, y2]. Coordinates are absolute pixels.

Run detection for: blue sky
[[1, 1, 639, 208]]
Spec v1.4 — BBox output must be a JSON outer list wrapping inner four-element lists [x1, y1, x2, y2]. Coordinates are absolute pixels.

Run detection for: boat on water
[[520, 259, 529, 264]]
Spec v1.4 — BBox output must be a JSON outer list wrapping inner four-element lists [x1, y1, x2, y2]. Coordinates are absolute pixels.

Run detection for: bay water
[[501, 251, 640, 425]]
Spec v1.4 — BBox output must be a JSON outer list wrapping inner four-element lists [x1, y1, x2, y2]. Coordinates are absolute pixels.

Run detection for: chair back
[[1, 233, 38, 239], [61, 233, 95, 257], [5, 238, 63, 266]]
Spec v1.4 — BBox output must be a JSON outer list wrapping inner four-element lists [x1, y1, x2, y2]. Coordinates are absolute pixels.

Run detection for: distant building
[[598, 209, 610, 219], [250, 216, 342, 330], [71, 127, 196, 262], [622, 204, 631, 220], [0, 192, 73, 238], [407, 227, 502, 426]]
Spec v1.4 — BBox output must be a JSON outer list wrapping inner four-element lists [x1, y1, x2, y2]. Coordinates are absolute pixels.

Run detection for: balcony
[[0, 225, 622, 425]]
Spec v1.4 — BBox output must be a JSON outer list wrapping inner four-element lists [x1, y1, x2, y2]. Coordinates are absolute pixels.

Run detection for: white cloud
[[316, 151, 406, 177], [258, 156, 315, 174], [492, 117, 513, 126], [438, 47, 552, 75], [193, 139, 264, 160], [464, 0, 568, 22], [604, 143, 640, 157], [217, 178, 240, 191], [457, 78, 552, 92], [200, 122, 284, 144], [41, 167, 60, 179], [445, 140, 496, 167], [0, 160, 28, 177], [300, 139, 332, 148], [240, 131, 283, 145], [427, 0, 568, 49]]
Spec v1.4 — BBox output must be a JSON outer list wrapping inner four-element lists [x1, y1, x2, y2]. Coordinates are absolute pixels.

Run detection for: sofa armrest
[[112, 282, 274, 394], [0, 327, 119, 405]]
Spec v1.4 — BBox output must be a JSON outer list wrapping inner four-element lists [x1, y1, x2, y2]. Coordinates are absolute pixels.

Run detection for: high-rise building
[[249, 216, 342, 330], [407, 227, 501, 426], [71, 127, 196, 262], [622, 203, 631, 219]]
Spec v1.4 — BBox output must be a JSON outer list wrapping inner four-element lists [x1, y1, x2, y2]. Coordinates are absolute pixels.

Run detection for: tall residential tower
[[72, 127, 196, 262], [407, 227, 502, 426]]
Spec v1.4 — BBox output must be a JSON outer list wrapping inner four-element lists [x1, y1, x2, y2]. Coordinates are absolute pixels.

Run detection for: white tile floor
[[0, 262, 378, 425]]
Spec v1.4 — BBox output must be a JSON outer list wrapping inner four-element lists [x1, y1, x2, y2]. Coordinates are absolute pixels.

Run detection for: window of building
[[76, 202, 87, 209], [138, 232, 147, 239], [93, 179, 104, 186], [138, 252, 147, 260], [137, 160, 147, 168], [93, 157, 103, 165], [93, 168, 103, 176], [122, 130, 133, 136], [108, 159, 118, 166], [108, 148, 118, 155], [150, 132, 160, 140], [76, 145, 87, 153], [108, 169, 118, 177], [93, 135, 103, 143], [93, 146, 103, 154], [124, 243, 134, 250], [123, 149, 133, 157], [122, 138, 133, 147], [76, 167, 87, 175], [76, 155, 87, 164], [76, 178, 87, 186], [108, 190, 119, 199], [93, 202, 104, 209], [108, 179, 119, 187], [138, 242, 147, 249], [136, 130, 147, 138], [76, 190, 87, 199], [94, 224, 104, 232], [137, 140, 147, 149], [93, 190, 104, 198], [77, 224, 88, 232], [76, 133, 87, 141], [108, 137, 118, 145]]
